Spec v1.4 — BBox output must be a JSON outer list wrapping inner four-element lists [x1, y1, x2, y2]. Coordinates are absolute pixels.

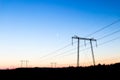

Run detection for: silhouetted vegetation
[[0, 63, 120, 80]]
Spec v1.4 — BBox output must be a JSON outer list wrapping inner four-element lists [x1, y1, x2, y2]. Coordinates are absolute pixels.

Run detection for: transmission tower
[[72, 35, 97, 67], [20, 60, 29, 68], [72, 36, 80, 67], [51, 62, 57, 68]]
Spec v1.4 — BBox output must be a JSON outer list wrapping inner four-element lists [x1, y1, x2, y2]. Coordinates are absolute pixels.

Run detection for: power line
[[72, 35, 97, 67], [58, 27, 120, 57], [39, 19, 120, 64], [40, 28, 120, 64], [57, 36, 120, 67], [97, 28, 120, 40], [98, 36, 120, 46], [64, 36, 120, 57], [86, 19, 120, 37], [39, 33, 119, 63], [54, 33, 120, 66], [52, 40, 93, 58], [53, 47, 76, 57], [47, 41, 92, 59], [39, 41, 77, 59], [40, 35, 120, 67], [44, 42, 89, 59]]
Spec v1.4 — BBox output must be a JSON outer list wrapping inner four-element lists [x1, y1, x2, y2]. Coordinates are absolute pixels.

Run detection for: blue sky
[[0, 0, 120, 68]]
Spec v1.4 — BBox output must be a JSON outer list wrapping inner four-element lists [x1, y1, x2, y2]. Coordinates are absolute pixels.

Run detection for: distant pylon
[[20, 60, 29, 68], [51, 62, 56, 68], [25, 60, 29, 67], [20, 60, 24, 67]]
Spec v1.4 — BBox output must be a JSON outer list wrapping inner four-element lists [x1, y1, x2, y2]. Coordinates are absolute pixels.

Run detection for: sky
[[0, 0, 120, 69]]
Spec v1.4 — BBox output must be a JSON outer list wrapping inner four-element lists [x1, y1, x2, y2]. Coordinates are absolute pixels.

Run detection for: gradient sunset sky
[[0, 0, 120, 68]]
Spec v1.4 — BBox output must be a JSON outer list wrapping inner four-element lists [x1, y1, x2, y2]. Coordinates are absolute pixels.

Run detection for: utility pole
[[90, 39, 96, 66], [25, 60, 29, 67], [54, 63, 56, 68], [51, 63, 53, 68], [72, 35, 97, 67], [72, 36, 80, 67], [20, 60, 29, 68], [51, 62, 56, 68], [20, 60, 24, 68]]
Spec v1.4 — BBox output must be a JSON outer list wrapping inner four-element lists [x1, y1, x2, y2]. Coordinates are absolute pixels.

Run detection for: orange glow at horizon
[[0, 58, 119, 69]]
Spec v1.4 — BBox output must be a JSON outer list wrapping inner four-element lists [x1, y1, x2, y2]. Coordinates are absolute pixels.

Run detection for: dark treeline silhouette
[[0, 63, 120, 80]]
